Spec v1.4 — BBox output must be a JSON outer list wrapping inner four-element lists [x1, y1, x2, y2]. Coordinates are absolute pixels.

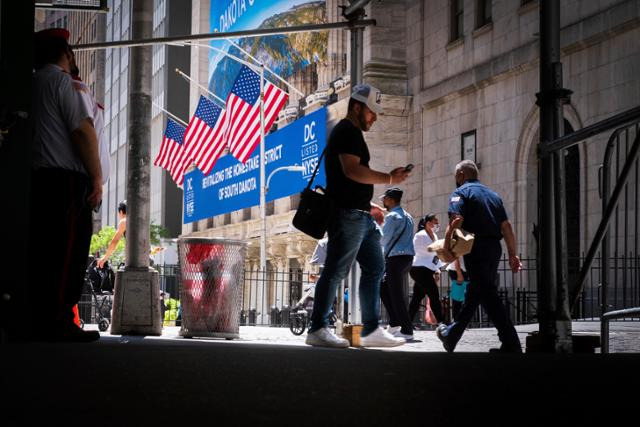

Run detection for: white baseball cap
[[350, 84, 383, 114]]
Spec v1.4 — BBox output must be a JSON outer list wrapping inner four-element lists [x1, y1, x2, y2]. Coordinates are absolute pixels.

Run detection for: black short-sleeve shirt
[[325, 119, 372, 211], [448, 179, 507, 239]]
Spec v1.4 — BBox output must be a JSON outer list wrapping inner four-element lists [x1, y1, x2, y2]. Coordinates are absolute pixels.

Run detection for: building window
[[450, 0, 464, 42], [90, 51, 96, 71], [242, 207, 252, 221], [461, 130, 477, 163], [223, 213, 231, 225], [63, 16, 68, 29], [207, 217, 214, 229], [476, 0, 492, 28], [289, 194, 300, 211]]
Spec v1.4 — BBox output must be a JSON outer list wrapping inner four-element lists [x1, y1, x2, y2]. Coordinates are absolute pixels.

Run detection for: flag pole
[[259, 63, 267, 272], [174, 67, 226, 107], [152, 101, 188, 127], [225, 38, 304, 97]]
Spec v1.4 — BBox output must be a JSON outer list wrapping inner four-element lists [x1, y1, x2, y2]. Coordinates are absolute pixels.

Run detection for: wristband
[[388, 173, 393, 185]]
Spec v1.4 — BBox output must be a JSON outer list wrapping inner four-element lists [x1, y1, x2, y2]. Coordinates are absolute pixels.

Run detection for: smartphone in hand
[[405, 164, 414, 172]]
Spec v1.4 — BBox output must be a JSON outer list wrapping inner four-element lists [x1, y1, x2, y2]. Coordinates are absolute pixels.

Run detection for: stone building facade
[[183, 0, 640, 301]]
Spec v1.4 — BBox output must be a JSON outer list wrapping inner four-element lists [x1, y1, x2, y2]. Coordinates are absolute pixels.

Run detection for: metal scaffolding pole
[[110, 0, 162, 336], [532, 0, 573, 352], [72, 19, 376, 51]]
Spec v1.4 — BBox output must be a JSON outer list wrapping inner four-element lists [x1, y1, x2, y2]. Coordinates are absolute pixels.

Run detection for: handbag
[[424, 298, 438, 325], [292, 148, 335, 239]]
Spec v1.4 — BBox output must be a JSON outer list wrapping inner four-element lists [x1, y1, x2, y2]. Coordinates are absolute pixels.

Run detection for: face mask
[[433, 225, 440, 233]]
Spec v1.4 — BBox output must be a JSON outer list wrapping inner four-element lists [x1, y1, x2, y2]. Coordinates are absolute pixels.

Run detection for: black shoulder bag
[[292, 148, 335, 239]]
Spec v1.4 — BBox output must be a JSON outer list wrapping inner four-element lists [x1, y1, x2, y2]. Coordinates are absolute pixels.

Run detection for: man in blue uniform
[[436, 160, 522, 353]]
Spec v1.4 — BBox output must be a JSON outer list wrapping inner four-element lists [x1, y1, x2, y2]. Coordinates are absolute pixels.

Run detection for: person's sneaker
[[392, 330, 414, 341], [436, 323, 456, 353], [305, 327, 350, 348], [386, 325, 401, 335], [360, 327, 405, 347]]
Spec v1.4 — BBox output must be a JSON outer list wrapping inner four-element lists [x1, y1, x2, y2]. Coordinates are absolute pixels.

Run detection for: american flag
[[154, 118, 185, 175], [180, 95, 229, 177], [224, 65, 288, 164]]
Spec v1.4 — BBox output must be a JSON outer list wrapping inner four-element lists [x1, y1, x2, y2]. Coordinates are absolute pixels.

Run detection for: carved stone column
[[363, 1, 408, 95]]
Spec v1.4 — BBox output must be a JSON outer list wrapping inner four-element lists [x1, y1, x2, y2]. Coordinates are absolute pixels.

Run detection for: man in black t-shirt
[[305, 84, 411, 348]]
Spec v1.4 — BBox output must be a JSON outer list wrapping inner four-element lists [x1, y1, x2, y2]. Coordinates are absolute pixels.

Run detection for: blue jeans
[[309, 209, 385, 336]]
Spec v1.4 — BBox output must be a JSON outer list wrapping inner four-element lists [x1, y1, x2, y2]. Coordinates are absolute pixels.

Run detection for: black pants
[[408, 266, 445, 324], [380, 255, 413, 335], [449, 240, 521, 351], [28, 168, 93, 329]]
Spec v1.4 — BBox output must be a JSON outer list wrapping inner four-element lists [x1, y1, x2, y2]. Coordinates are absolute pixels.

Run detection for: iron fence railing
[[78, 252, 639, 328], [151, 251, 639, 329]]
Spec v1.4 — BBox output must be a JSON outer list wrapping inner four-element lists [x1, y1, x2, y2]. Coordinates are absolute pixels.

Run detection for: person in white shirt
[[27, 28, 102, 342], [70, 61, 110, 185], [408, 213, 446, 325]]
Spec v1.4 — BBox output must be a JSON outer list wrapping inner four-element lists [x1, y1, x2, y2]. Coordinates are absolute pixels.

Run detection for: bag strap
[[384, 214, 410, 259], [305, 147, 327, 191]]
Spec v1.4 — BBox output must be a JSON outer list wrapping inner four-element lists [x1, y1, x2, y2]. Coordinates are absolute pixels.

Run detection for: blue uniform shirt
[[448, 179, 507, 239]]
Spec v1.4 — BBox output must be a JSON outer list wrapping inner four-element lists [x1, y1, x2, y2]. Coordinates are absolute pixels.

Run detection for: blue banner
[[183, 107, 327, 224]]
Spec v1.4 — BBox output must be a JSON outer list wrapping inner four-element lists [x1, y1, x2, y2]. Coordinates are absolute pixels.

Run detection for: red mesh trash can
[[178, 237, 246, 339]]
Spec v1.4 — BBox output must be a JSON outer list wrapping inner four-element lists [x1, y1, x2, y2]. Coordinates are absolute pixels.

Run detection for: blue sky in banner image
[[208, 0, 327, 99]]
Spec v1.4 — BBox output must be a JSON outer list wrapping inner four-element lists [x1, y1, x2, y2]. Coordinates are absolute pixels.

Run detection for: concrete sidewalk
[[109, 321, 640, 353]]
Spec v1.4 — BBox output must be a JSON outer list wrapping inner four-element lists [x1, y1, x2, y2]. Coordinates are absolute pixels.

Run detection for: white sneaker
[[305, 327, 350, 348], [386, 326, 401, 335], [360, 327, 406, 347], [392, 330, 414, 341]]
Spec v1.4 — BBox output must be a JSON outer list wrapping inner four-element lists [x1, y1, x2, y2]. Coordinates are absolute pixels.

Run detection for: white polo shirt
[[74, 78, 110, 184], [32, 64, 91, 174]]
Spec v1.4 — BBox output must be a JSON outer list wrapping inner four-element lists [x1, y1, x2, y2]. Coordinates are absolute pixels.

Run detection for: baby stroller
[[81, 259, 115, 332]]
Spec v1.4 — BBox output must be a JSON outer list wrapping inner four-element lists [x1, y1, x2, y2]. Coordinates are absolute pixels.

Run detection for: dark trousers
[[408, 266, 445, 324], [380, 255, 413, 335], [28, 168, 93, 329], [449, 240, 521, 351]]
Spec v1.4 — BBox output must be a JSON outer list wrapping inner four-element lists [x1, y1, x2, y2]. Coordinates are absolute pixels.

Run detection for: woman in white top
[[408, 213, 446, 325]]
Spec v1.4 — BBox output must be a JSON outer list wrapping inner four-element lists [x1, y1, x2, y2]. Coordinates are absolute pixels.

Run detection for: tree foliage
[[89, 222, 170, 266]]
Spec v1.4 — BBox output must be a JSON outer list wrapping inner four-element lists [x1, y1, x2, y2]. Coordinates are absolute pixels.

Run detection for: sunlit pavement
[[94, 321, 640, 353]]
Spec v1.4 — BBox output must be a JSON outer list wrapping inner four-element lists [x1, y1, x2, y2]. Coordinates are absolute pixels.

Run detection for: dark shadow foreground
[[2, 336, 637, 425]]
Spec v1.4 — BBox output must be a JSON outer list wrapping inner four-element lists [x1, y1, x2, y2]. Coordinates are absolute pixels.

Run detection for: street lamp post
[[260, 165, 306, 271]]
